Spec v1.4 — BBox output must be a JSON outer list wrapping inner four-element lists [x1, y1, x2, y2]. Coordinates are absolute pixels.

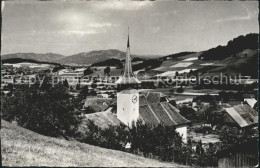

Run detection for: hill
[[198, 49, 259, 78], [163, 52, 196, 60], [1, 58, 62, 66], [58, 49, 157, 65], [199, 33, 258, 60], [1, 53, 65, 63], [1, 120, 185, 167], [91, 58, 123, 68]]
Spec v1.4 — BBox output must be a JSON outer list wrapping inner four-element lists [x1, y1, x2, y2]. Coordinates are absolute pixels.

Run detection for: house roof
[[139, 92, 167, 105], [83, 111, 122, 129], [84, 98, 113, 112], [85, 92, 190, 128], [139, 92, 190, 127], [224, 104, 258, 128], [244, 98, 257, 108]]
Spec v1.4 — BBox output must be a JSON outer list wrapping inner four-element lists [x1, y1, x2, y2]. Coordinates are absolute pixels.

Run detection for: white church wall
[[176, 125, 188, 143], [117, 91, 139, 127]]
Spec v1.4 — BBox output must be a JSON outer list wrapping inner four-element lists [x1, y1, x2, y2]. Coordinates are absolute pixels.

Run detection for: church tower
[[116, 29, 141, 127]]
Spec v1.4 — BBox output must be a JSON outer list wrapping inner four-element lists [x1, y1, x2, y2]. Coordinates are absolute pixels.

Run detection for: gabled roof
[[244, 98, 257, 108], [84, 98, 113, 112], [139, 92, 167, 105], [84, 111, 122, 129], [139, 92, 190, 127], [224, 104, 258, 128]]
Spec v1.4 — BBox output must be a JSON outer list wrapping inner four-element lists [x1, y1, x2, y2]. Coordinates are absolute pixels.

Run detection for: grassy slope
[[1, 120, 185, 167]]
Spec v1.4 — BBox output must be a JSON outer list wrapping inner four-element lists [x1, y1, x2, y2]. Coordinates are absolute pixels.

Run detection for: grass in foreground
[[1, 120, 186, 167]]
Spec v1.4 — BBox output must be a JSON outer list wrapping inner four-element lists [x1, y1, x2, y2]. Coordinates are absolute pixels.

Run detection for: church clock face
[[132, 95, 138, 103]]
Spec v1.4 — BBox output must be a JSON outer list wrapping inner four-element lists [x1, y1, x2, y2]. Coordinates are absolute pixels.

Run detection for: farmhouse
[[84, 97, 113, 112], [222, 104, 258, 128]]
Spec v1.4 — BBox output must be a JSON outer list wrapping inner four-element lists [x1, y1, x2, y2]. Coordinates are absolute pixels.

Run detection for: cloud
[[91, 0, 153, 11], [216, 5, 257, 23], [58, 30, 103, 36], [87, 23, 119, 28]]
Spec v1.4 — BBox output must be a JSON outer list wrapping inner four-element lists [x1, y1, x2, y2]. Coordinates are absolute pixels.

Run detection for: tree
[[1, 78, 82, 138], [52, 66, 65, 72], [175, 71, 179, 77], [84, 67, 93, 76], [80, 85, 89, 98], [169, 100, 177, 107], [91, 83, 97, 89], [104, 66, 111, 76], [76, 83, 80, 90], [177, 86, 184, 93], [179, 106, 196, 120], [196, 140, 204, 155], [63, 79, 69, 88]]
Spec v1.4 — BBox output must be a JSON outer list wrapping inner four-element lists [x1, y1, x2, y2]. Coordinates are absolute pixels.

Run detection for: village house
[[84, 97, 113, 113], [222, 104, 258, 129]]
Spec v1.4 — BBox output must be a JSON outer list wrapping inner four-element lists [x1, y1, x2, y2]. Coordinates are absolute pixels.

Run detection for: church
[[84, 31, 190, 143]]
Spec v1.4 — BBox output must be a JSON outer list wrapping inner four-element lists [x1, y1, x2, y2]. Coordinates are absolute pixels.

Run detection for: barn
[[222, 104, 258, 129]]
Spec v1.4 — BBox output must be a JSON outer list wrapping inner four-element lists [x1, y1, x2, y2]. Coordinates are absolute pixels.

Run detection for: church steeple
[[115, 28, 141, 85], [127, 27, 130, 48], [123, 28, 134, 78]]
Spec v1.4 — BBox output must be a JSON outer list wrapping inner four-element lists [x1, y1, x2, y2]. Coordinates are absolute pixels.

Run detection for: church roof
[[139, 92, 190, 127]]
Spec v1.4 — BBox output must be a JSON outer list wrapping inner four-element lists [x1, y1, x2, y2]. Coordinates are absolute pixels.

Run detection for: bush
[[1, 75, 82, 138], [177, 86, 184, 93]]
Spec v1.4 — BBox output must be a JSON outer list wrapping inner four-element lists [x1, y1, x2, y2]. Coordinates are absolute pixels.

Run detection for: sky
[[1, 0, 259, 56]]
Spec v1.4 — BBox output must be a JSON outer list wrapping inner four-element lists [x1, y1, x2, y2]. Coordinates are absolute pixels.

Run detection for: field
[[1, 120, 186, 167]]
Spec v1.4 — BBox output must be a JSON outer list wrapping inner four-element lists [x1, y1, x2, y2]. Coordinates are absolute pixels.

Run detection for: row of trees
[[1, 74, 83, 138], [75, 120, 217, 166]]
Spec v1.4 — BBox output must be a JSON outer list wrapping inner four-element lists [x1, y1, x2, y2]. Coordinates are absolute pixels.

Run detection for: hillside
[[199, 33, 258, 60], [203, 49, 259, 77], [1, 58, 62, 66], [1, 53, 65, 63], [0, 120, 185, 167], [58, 49, 158, 65]]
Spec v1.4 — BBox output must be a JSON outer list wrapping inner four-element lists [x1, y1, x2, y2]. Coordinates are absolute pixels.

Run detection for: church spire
[[115, 28, 141, 85], [127, 27, 130, 48], [123, 27, 133, 78]]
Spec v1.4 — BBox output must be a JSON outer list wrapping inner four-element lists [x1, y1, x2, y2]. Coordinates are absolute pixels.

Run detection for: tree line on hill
[[199, 33, 258, 60], [75, 120, 218, 167], [1, 74, 83, 139]]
